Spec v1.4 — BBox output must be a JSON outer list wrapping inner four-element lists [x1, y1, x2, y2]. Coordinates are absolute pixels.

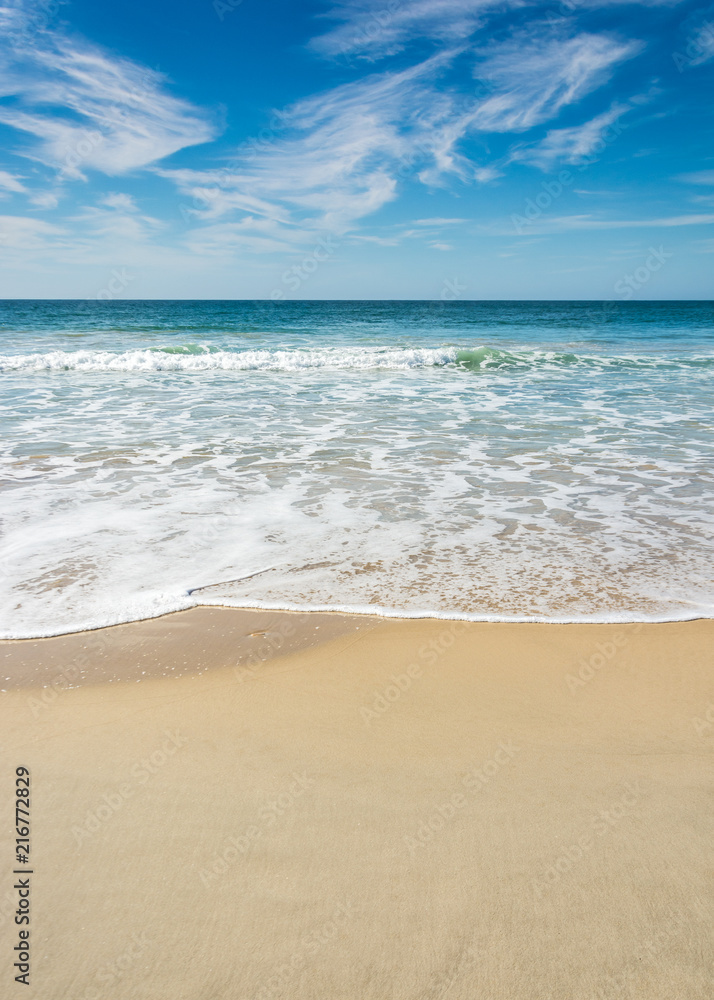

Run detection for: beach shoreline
[[1, 610, 712, 998], [4, 301, 713, 643]]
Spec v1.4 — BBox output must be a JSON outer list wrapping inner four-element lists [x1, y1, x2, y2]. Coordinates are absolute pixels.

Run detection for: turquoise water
[[1, 300, 712, 637]]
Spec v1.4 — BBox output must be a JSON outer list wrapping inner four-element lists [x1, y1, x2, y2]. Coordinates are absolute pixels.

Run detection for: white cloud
[[509, 104, 629, 169], [0, 214, 64, 249], [101, 193, 139, 212], [493, 212, 714, 234], [73, 198, 164, 243], [677, 171, 714, 185], [0, 1, 216, 179], [347, 232, 402, 245], [688, 193, 714, 207], [310, 0, 678, 61], [28, 191, 60, 209], [581, 213, 714, 227], [183, 221, 309, 257], [157, 20, 646, 257], [473, 165, 501, 182], [470, 32, 642, 133], [155, 168, 290, 225], [311, 0, 498, 61], [413, 217, 467, 225], [0, 0, 674, 276], [681, 15, 714, 67], [163, 53, 465, 245], [0, 170, 27, 193]]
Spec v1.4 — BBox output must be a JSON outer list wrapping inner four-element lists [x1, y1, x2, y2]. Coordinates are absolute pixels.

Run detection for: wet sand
[[0, 609, 712, 999]]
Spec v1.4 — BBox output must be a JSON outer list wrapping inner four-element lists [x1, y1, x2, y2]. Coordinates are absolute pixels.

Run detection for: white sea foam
[[2, 442, 713, 637], [2, 329, 713, 638], [0, 345, 462, 372], [3, 599, 713, 641], [2, 344, 713, 374]]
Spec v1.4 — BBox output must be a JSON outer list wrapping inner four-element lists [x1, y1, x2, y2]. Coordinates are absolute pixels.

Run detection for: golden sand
[[1, 609, 712, 999]]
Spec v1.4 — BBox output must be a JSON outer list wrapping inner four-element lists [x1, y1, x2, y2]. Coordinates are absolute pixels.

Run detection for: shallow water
[[1, 299, 712, 637]]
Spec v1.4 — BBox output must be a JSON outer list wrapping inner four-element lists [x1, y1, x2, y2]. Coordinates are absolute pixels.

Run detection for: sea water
[[1, 299, 712, 638]]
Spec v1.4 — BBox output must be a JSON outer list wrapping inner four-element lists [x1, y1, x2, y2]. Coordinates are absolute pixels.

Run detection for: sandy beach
[[1, 609, 712, 999], [1, 0, 713, 992]]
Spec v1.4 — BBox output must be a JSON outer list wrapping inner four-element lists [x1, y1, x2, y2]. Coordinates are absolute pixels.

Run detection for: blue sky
[[0, 0, 712, 298]]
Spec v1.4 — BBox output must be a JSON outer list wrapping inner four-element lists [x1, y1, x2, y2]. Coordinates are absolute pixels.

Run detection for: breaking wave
[[2, 344, 713, 374]]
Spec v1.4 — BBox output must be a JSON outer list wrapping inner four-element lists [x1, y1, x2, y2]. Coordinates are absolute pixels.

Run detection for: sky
[[0, 0, 712, 298]]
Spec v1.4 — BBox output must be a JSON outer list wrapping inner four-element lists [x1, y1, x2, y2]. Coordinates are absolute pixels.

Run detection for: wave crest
[[1, 345, 712, 373]]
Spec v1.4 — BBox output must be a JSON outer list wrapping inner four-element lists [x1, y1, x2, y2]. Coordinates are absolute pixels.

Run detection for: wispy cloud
[[183, 220, 309, 257], [680, 11, 714, 67], [413, 217, 467, 225], [490, 212, 714, 234], [163, 24, 642, 253], [100, 192, 139, 212], [470, 32, 642, 133], [509, 104, 629, 169], [28, 191, 60, 209], [0, 0, 216, 180], [0, 214, 64, 250], [163, 52, 466, 244], [677, 170, 714, 185], [72, 195, 164, 243], [0, 0, 688, 283], [310, 0, 497, 61], [563, 212, 714, 228], [310, 0, 673, 61], [0, 170, 27, 194]]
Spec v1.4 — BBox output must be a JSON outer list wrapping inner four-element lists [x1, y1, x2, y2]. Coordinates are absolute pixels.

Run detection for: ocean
[[0, 299, 712, 638]]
